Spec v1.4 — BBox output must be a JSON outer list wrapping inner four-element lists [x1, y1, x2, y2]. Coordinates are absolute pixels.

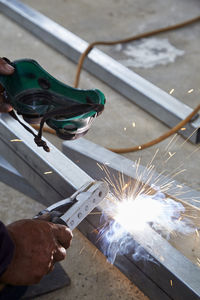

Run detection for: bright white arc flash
[[112, 191, 194, 237], [114, 196, 165, 232], [100, 190, 195, 264]]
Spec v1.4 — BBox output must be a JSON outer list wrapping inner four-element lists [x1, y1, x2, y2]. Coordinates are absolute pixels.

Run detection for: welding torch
[[34, 181, 108, 230]]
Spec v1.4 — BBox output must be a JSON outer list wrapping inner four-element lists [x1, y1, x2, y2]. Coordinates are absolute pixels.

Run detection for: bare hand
[[0, 219, 72, 285], [0, 57, 14, 113]]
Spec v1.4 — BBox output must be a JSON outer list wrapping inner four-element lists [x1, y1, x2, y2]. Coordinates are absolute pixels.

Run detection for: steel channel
[[0, 155, 43, 201], [0, 0, 200, 143], [62, 138, 200, 300], [0, 114, 93, 205], [78, 218, 172, 300], [62, 138, 200, 208], [79, 211, 200, 300], [0, 112, 199, 299]]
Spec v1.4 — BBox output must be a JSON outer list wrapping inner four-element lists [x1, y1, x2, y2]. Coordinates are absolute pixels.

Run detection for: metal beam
[[0, 0, 200, 143], [62, 138, 200, 208], [79, 211, 200, 300], [0, 155, 43, 202], [0, 112, 200, 299], [0, 114, 92, 206], [62, 138, 200, 300]]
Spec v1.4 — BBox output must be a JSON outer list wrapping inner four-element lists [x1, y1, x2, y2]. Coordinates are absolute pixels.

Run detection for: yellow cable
[[74, 16, 200, 88], [108, 104, 200, 153], [33, 16, 200, 153]]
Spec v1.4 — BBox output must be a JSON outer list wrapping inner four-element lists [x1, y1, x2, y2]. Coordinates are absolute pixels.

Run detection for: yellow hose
[[33, 16, 200, 153]]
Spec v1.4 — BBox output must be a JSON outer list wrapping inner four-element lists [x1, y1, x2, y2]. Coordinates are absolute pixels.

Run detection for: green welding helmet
[[0, 59, 105, 151]]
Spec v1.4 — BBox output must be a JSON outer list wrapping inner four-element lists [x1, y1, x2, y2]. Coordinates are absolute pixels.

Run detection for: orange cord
[[33, 16, 200, 153], [32, 124, 55, 135], [108, 105, 200, 153]]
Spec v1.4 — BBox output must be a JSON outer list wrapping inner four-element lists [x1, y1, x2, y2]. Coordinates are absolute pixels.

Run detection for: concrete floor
[[23, 0, 200, 108], [0, 0, 200, 299]]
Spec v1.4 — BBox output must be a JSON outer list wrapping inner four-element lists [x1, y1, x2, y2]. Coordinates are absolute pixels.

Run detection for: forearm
[[0, 221, 15, 278]]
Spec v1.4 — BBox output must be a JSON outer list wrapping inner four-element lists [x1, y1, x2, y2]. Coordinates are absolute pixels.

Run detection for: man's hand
[[0, 57, 14, 113], [0, 219, 73, 285]]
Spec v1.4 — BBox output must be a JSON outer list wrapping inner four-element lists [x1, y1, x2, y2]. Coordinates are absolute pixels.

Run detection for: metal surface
[[0, 113, 92, 206], [62, 138, 200, 208], [0, 155, 42, 201], [0, 0, 200, 143], [60, 181, 108, 230], [78, 217, 171, 300], [79, 211, 200, 300], [0, 110, 200, 299], [63, 138, 200, 300], [35, 181, 109, 230]]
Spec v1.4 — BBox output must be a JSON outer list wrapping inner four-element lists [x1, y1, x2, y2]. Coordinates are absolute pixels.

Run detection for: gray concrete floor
[[23, 0, 200, 108], [0, 0, 200, 299]]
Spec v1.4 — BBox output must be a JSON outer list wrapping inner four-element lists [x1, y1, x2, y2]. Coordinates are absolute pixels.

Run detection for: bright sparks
[[98, 157, 197, 264], [107, 190, 194, 236], [43, 171, 53, 175], [113, 194, 163, 232], [99, 186, 195, 264], [97, 142, 200, 265], [10, 139, 23, 142]]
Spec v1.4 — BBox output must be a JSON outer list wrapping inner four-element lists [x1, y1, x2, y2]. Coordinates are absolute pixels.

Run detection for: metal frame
[[79, 213, 200, 300], [0, 0, 200, 143], [62, 138, 200, 300], [0, 112, 200, 299], [0, 1, 200, 298], [0, 114, 93, 207], [62, 138, 200, 208], [0, 155, 42, 201]]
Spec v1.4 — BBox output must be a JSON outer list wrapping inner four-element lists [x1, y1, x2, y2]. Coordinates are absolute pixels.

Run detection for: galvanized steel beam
[[0, 155, 43, 201], [62, 138, 200, 300], [62, 138, 200, 208], [79, 213, 200, 300], [0, 112, 200, 299], [0, 114, 93, 206], [0, 0, 200, 143]]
